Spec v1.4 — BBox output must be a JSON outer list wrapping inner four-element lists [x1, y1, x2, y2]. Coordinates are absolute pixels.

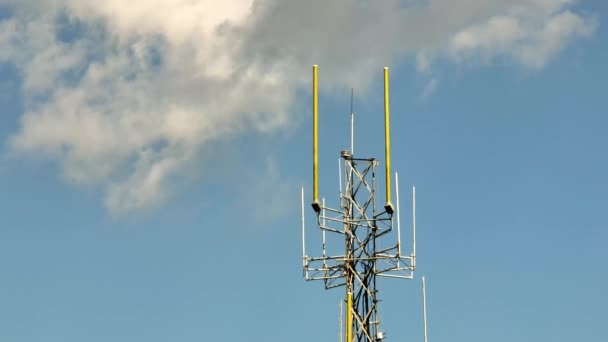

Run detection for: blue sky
[[1, 1, 607, 341]]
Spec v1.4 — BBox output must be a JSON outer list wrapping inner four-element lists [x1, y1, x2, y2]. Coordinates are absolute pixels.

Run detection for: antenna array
[[301, 65, 418, 342]]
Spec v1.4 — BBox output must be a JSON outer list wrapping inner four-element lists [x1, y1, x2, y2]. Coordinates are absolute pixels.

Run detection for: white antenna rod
[[350, 88, 354, 154], [422, 276, 428, 342], [396, 172, 402, 257], [322, 197, 327, 265], [338, 158, 342, 197], [301, 186, 306, 265], [412, 186, 417, 265]]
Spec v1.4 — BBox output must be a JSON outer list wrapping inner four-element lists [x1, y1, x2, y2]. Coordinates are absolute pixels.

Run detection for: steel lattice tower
[[301, 66, 418, 342]]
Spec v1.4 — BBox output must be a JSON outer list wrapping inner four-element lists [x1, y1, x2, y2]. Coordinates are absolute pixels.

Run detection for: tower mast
[[302, 65, 417, 342]]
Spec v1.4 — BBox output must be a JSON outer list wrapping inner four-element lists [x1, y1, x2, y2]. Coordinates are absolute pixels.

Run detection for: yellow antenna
[[346, 292, 353, 342], [384, 67, 394, 214], [312, 65, 320, 212]]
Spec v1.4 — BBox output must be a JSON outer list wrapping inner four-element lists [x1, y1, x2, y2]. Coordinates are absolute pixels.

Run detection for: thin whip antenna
[[301, 187, 306, 267], [422, 276, 428, 342], [338, 158, 342, 198], [322, 197, 327, 270], [396, 172, 402, 258], [412, 186, 417, 266], [350, 88, 354, 155]]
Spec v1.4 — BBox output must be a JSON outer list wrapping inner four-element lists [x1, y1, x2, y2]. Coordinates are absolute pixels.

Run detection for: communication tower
[[301, 65, 418, 342]]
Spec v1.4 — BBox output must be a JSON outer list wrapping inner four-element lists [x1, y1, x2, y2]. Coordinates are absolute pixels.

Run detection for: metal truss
[[302, 152, 416, 342]]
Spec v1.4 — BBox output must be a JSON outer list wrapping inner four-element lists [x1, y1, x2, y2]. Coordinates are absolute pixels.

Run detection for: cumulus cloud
[[0, 0, 598, 213], [448, 8, 597, 68]]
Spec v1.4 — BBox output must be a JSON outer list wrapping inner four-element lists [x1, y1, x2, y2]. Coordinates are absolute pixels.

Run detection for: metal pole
[[350, 88, 354, 155], [322, 198, 327, 269], [339, 158, 342, 198], [412, 186, 416, 266], [396, 172, 402, 256], [346, 292, 353, 342], [312, 65, 320, 212], [422, 276, 428, 342], [301, 186, 306, 266], [383, 67, 393, 213]]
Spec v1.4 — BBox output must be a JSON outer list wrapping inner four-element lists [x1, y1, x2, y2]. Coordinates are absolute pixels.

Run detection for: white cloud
[[448, 9, 597, 68], [0, 0, 598, 213]]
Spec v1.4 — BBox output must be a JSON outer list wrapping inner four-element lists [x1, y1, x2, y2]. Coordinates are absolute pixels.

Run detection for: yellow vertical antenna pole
[[346, 292, 353, 342], [383, 67, 394, 214], [312, 65, 320, 212]]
